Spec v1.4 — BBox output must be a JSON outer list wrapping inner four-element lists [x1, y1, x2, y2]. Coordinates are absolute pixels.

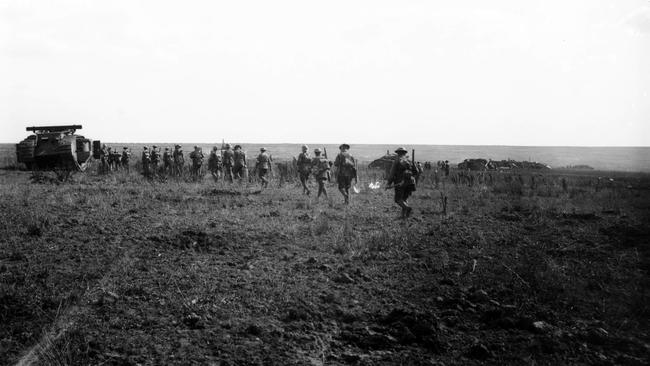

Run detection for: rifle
[[323, 147, 331, 182], [412, 148, 417, 186]]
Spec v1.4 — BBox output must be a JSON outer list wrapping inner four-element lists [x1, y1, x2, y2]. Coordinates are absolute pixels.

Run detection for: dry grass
[[1, 165, 649, 365]]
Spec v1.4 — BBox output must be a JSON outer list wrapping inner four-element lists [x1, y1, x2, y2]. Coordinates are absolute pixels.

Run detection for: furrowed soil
[[1, 168, 649, 365]]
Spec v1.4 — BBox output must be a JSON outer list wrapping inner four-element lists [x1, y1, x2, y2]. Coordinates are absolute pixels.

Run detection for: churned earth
[[1, 168, 649, 365]]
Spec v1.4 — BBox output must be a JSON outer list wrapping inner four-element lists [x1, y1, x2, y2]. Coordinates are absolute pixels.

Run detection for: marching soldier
[[386, 147, 418, 218], [297, 145, 311, 195], [311, 148, 330, 200], [163, 147, 173, 175], [106, 147, 115, 171], [150, 145, 160, 177], [99, 144, 108, 174], [121, 147, 131, 172], [222, 143, 234, 182], [255, 147, 272, 188], [189, 146, 204, 178], [173, 145, 184, 176], [141, 146, 151, 177], [333, 143, 357, 205], [208, 146, 223, 182], [233, 145, 247, 181]]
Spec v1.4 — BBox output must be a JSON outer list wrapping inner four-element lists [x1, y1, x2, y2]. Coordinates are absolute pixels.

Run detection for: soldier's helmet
[[339, 143, 350, 150], [175, 144, 181, 149], [152, 145, 157, 149], [260, 147, 267, 152], [194, 145, 200, 150], [225, 143, 231, 149], [213, 146, 218, 151], [395, 147, 407, 154], [302, 145, 308, 151], [314, 148, 322, 154], [164, 147, 169, 151], [234, 144, 241, 150], [143, 146, 148, 150], [123, 147, 128, 150]]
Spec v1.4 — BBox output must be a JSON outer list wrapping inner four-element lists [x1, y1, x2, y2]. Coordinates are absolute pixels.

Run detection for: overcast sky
[[1, 0, 648, 146]]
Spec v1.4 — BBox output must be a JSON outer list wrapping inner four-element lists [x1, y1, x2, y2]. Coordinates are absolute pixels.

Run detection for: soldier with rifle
[[172, 145, 184, 176], [222, 143, 234, 182], [386, 147, 418, 218], [189, 146, 204, 179], [208, 146, 223, 182], [150, 145, 160, 177], [297, 145, 311, 195], [323, 147, 333, 182], [121, 147, 131, 173], [163, 147, 173, 175], [141, 146, 151, 177], [311, 148, 330, 200], [107, 147, 115, 172], [233, 145, 247, 182], [254, 147, 272, 188], [333, 143, 357, 205], [99, 144, 108, 174]]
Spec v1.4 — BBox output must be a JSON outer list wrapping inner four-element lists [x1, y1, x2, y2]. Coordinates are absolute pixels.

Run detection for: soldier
[[444, 160, 450, 176], [208, 146, 223, 182], [121, 147, 131, 172], [189, 145, 204, 178], [163, 147, 173, 175], [311, 148, 330, 200], [222, 143, 234, 182], [150, 145, 160, 177], [255, 147, 272, 188], [173, 144, 184, 176], [99, 144, 108, 174], [112, 149, 122, 171], [333, 143, 357, 204], [106, 147, 114, 171], [233, 144, 247, 181], [297, 145, 311, 195], [386, 147, 417, 218], [141, 146, 151, 177]]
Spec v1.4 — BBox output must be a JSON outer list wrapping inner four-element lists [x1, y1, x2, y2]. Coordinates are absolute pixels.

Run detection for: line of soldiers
[[297, 143, 417, 216], [140, 145, 189, 178], [297, 145, 333, 200], [99, 145, 130, 174], [297, 143, 359, 204], [138, 143, 271, 184], [134, 141, 418, 217]]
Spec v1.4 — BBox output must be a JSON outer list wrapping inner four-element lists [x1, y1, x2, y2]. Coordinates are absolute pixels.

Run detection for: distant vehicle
[[458, 158, 490, 171], [16, 125, 101, 171], [368, 152, 397, 171]]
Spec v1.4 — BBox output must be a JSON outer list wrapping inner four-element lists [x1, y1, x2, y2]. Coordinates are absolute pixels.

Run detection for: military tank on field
[[16, 125, 101, 171]]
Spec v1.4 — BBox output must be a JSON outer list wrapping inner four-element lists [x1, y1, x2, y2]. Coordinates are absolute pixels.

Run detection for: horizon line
[[2, 141, 649, 149]]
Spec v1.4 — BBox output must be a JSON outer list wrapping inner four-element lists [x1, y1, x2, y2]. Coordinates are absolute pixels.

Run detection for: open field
[[1, 161, 650, 365]]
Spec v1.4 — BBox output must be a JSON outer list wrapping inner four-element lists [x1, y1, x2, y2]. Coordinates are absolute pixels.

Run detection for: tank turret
[[16, 125, 100, 171]]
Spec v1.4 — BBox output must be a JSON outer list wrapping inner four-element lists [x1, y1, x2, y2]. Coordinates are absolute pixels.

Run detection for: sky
[[1, 0, 649, 146]]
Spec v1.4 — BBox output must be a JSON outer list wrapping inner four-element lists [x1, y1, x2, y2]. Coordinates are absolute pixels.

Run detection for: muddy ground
[[1, 168, 649, 365]]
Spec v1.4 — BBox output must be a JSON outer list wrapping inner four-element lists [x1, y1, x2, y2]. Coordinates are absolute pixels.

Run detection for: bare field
[[1, 165, 649, 365]]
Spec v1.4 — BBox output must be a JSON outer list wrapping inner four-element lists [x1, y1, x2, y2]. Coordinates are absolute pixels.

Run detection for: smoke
[[368, 181, 381, 190]]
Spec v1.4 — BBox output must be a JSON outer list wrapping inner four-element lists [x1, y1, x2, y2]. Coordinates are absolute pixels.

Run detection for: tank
[[15, 125, 101, 171], [458, 158, 490, 171]]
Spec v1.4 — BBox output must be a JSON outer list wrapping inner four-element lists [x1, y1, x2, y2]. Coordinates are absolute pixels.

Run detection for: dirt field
[[1, 166, 649, 365]]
